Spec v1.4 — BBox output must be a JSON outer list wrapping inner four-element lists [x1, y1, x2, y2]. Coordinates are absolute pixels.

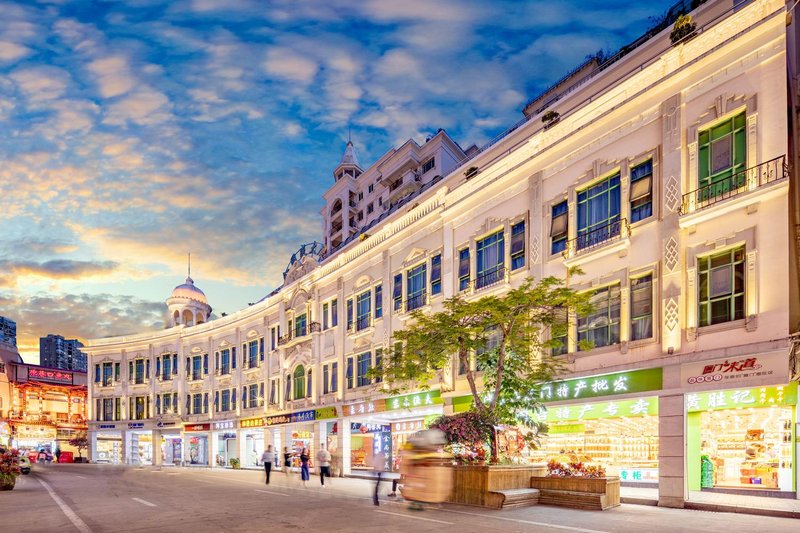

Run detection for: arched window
[[173, 310, 180, 325], [293, 365, 306, 400]]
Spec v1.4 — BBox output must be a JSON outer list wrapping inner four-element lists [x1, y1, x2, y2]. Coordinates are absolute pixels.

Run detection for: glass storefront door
[[187, 434, 209, 465], [162, 435, 182, 465], [94, 432, 122, 464]]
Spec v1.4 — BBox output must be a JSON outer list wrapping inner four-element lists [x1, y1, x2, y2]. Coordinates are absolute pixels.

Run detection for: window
[[393, 274, 402, 311], [378, 196, 383, 206], [323, 365, 330, 395], [115, 362, 121, 381], [421, 157, 435, 174], [367, 203, 374, 214], [358, 191, 363, 201], [219, 349, 231, 375], [550, 307, 569, 356], [356, 290, 371, 330], [295, 313, 307, 337], [458, 248, 470, 291], [431, 254, 442, 295], [374, 348, 383, 384], [331, 361, 338, 393], [221, 389, 231, 412], [161, 354, 172, 381], [476, 230, 504, 289], [346, 357, 354, 389], [346, 298, 354, 331], [374, 285, 383, 319], [271, 326, 278, 350], [285, 375, 291, 402], [631, 274, 653, 340], [269, 379, 278, 405], [248, 340, 259, 368], [307, 369, 312, 398], [698, 247, 745, 327], [191, 355, 202, 381], [192, 393, 203, 415], [131, 396, 149, 420], [578, 284, 621, 349], [550, 201, 568, 254], [134, 359, 145, 384], [102, 398, 114, 421], [260, 338, 264, 362], [95, 364, 101, 383], [698, 111, 746, 195], [510, 221, 525, 271], [577, 174, 620, 250], [323, 302, 329, 330], [331, 299, 338, 326], [406, 264, 427, 311], [102, 362, 113, 387], [293, 365, 306, 400], [204, 353, 209, 375], [368, 183, 374, 193], [630, 160, 653, 223], [475, 326, 501, 372], [357, 352, 371, 387]]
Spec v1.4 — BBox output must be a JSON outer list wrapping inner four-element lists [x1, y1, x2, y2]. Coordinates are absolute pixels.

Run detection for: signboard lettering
[[538, 396, 659, 423], [540, 368, 662, 402], [386, 390, 442, 411], [128, 422, 144, 429], [28, 367, 74, 385], [240, 417, 265, 429], [686, 383, 797, 412], [264, 415, 291, 427], [345, 399, 385, 417], [184, 423, 211, 432], [681, 353, 788, 388], [213, 420, 235, 430]]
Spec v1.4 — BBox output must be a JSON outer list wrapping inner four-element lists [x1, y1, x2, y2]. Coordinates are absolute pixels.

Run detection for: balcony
[[679, 156, 788, 227], [562, 218, 630, 266], [475, 266, 505, 291], [356, 316, 371, 331], [405, 292, 427, 312]]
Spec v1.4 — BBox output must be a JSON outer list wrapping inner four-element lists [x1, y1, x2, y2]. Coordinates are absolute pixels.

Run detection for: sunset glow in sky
[[0, 0, 674, 362]]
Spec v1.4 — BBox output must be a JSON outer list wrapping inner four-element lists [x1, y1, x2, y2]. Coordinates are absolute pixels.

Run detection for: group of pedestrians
[[259, 444, 333, 488]]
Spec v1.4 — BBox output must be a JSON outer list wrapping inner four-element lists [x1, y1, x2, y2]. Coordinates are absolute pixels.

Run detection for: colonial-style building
[[84, 0, 800, 509]]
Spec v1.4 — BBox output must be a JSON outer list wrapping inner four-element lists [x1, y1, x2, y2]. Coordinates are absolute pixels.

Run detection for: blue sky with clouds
[[0, 0, 675, 360]]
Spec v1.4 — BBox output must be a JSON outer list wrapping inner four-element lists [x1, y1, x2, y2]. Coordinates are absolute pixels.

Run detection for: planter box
[[448, 464, 547, 509], [529, 476, 620, 510]]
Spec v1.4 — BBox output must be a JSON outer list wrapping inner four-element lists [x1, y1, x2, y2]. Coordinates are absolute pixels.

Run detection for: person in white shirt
[[261, 445, 273, 484], [316, 445, 332, 486]]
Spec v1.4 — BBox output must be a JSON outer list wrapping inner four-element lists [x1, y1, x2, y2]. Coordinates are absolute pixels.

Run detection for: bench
[[538, 489, 619, 510], [487, 488, 541, 509]]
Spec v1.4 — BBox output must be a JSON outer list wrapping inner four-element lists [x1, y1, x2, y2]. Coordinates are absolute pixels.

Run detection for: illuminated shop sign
[[291, 410, 315, 423], [619, 467, 658, 483], [97, 424, 116, 430], [386, 390, 442, 411], [213, 420, 235, 430], [128, 423, 144, 429], [539, 397, 659, 423], [681, 352, 789, 388], [315, 407, 337, 420], [351, 423, 390, 433], [241, 417, 265, 429], [28, 367, 74, 385], [184, 423, 211, 432], [540, 368, 662, 402], [686, 383, 797, 412], [344, 399, 385, 417], [264, 415, 291, 427], [392, 419, 424, 433]]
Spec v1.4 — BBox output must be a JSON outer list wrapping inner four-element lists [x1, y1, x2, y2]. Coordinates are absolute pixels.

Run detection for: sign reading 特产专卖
[[539, 368, 662, 402], [540, 397, 659, 422]]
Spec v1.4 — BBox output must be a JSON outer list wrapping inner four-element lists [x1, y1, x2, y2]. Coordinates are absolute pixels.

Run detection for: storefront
[[12, 423, 58, 458], [93, 425, 123, 464], [0, 422, 11, 448], [183, 423, 210, 466], [212, 420, 237, 467], [126, 423, 153, 465], [240, 416, 266, 468], [263, 407, 338, 471]]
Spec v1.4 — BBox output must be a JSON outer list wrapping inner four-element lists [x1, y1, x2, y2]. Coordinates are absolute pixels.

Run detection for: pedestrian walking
[[283, 447, 292, 479], [316, 444, 331, 486], [373, 450, 386, 506], [299, 446, 310, 487], [261, 445, 273, 484], [54, 447, 62, 464]]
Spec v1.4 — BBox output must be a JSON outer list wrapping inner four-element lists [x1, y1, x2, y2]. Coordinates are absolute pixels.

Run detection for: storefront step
[[619, 496, 658, 506], [684, 501, 800, 520]]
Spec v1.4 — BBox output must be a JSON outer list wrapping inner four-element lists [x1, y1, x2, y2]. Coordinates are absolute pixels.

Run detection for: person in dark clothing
[[283, 447, 292, 479], [299, 447, 310, 487], [373, 451, 385, 506], [261, 445, 273, 484]]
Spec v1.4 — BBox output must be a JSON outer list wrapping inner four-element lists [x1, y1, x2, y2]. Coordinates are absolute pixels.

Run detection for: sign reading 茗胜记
[[539, 367, 662, 402]]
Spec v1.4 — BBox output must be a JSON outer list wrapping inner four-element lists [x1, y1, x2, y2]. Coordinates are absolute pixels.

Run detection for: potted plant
[[69, 432, 89, 463], [542, 110, 560, 129], [1, 448, 22, 491], [670, 14, 696, 44], [229, 458, 241, 469]]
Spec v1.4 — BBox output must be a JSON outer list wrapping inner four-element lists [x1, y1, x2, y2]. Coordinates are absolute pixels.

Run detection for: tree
[[372, 272, 593, 458], [69, 432, 89, 460]]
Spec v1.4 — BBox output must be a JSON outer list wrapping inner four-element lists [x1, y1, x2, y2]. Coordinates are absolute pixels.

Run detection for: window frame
[[576, 172, 621, 251], [577, 283, 621, 350], [550, 200, 568, 255], [406, 263, 427, 311], [476, 229, 504, 289], [630, 273, 654, 341], [698, 246, 746, 327]]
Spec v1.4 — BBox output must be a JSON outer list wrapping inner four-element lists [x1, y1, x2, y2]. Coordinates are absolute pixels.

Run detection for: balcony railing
[[679, 156, 788, 215], [277, 332, 292, 346], [564, 218, 629, 257], [475, 266, 505, 291], [356, 316, 371, 331], [405, 292, 427, 312], [309, 321, 321, 333]]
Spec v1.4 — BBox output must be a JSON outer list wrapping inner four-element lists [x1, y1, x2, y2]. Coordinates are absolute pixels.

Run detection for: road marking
[[255, 489, 290, 496], [132, 497, 157, 507], [74, 475, 87, 479], [439, 508, 608, 533], [375, 510, 453, 525], [38, 478, 92, 533]]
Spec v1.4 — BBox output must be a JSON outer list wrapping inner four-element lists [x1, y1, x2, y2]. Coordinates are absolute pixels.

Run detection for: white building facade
[[84, 0, 800, 508]]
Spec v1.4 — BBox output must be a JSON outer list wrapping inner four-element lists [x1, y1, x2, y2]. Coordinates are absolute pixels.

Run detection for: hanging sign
[[681, 352, 789, 388], [539, 368, 662, 402], [386, 390, 442, 411], [686, 382, 797, 412]]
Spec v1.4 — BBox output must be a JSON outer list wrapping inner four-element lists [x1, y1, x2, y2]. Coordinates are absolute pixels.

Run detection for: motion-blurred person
[[373, 450, 386, 506], [316, 444, 331, 486], [261, 445, 273, 484], [299, 446, 310, 487], [283, 447, 292, 479]]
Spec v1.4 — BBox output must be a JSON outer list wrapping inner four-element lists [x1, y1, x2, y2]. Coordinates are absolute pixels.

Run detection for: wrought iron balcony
[[563, 218, 629, 258], [475, 266, 505, 291], [405, 292, 427, 312], [356, 316, 371, 331], [680, 156, 787, 215]]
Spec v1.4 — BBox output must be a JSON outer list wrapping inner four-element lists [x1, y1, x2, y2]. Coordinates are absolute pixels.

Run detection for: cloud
[[0, 40, 32, 62], [104, 87, 172, 126], [263, 47, 318, 84], [0, 260, 120, 288], [87, 55, 137, 98], [10, 66, 70, 102]]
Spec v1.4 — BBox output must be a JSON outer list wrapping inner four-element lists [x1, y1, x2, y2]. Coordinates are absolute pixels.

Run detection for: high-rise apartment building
[[40, 334, 88, 372], [0, 316, 16, 347]]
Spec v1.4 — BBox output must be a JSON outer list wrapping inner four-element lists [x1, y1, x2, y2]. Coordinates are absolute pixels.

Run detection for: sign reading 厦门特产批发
[[539, 367, 662, 402]]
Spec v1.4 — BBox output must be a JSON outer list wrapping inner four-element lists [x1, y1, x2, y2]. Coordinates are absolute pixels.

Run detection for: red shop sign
[[184, 423, 210, 432]]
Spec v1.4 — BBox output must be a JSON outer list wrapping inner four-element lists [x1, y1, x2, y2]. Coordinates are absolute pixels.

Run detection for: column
[[658, 393, 685, 508], [339, 417, 351, 477], [121, 429, 129, 465], [153, 429, 162, 466]]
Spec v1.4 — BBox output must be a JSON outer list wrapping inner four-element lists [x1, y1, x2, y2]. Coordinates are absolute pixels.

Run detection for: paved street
[[1, 464, 797, 533]]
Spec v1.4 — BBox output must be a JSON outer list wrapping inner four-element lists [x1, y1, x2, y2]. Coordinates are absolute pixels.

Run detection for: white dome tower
[[166, 254, 212, 328]]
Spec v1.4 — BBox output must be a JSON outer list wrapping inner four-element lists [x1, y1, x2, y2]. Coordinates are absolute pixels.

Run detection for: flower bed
[[448, 464, 547, 508], [530, 460, 620, 510], [1, 448, 22, 491]]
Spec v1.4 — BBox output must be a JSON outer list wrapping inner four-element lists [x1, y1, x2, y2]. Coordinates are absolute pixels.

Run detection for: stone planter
[[0, 475, 17, 491], [448, 464, 547, 509], [529, 476, 620, 510]]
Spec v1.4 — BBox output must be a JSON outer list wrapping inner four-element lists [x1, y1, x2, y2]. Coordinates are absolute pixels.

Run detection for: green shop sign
[[540, 367, 662, 402], [315, 406, 338, 420], [540, 397, 659, 423], [387, 390, 442, 411], [686, 382, 797, 412]]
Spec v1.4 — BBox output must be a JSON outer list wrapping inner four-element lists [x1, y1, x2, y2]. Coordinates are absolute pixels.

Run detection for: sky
[[0, 0, 676, 363]]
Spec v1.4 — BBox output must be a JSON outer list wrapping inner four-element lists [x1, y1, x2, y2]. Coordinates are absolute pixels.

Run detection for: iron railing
[[356, 316, 371, 331], [475, 266, 505, 291], [564, 218, 629, 258], [679, 156, 788, 215], [405, 292, 427, 312]]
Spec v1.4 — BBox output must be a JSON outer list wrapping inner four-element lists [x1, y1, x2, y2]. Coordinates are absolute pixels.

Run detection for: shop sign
[[681, 352, 789, 388], [128, 422, 145, 429], [213, 420, 235, 430], [539, 397, 659, 423], [156, 421, 176, 428], [16, 426, 58, 440], [344, 399, 385, 417], [315, 406, 337, 420], [240, 417, 265, 429], [28, 367, 74, 385], [619, 467, 658, 483], [264, 414, 292, 427], [0, 422, 11, 436], [98, 424, 116, 429], [540, 368, 662, 403], [184, 423, 211, 432], [291, 410, 316, 423], [392, 419, 424, 433], [686, 382, 798, 413], [350, 423, 390, 433], [386, 390, 442, 411]]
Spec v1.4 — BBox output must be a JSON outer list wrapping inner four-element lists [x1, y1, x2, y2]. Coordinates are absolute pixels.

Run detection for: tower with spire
[[166, 254, 212, 328]]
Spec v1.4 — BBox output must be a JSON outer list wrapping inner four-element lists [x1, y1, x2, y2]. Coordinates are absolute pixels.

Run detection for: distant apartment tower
[[40, 334, 87, 371], [0, 316, 16, 347]]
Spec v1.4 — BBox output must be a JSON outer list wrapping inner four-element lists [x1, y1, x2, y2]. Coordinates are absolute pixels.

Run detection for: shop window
[[550, 201, 568, 254], [356, 290, 371, 330], [630, 160, 653, 223], [374, 284, 383, 319], [357, 352, 371, 387], [578, 284, 621, 349], [698, 246, 745, 327], [431, 254, 442, 295], [293, 365, 306, 400], [323, 302, 329, 330], [406, 264, 427, 311], [393, 273, 402, 311], [476, 230, 504, 289], [577, 173, 620, 250], [630, 274, 653, 341], [698, 111, 746, 198], [346, 357, 354, 389], [510, 221, 526, 271]]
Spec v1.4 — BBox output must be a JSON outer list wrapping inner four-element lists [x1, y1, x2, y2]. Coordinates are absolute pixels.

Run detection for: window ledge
[[562, 237, 630, 268], [689, 317, 753, 339], [349, 325, 375, 338], [568, 343, 622, 358], [678, 179, 788, 229]]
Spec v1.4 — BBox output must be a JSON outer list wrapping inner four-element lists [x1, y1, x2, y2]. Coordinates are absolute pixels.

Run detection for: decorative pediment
[[355, 274, 372, 289], [288, 287, 310, 309], [403, 247, 427, 266], [246, 329, 259, 339], [352, 336, 372, 350], [190, 345, 203, 354]]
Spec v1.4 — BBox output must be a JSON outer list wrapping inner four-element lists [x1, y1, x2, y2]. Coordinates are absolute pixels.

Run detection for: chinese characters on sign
[[685, 383, 797, 412], [213, 420, 235, 430], [392, 419, 425, 433], [539, 368, 662, 402], [291, 410, 316, 423], [619, 468, 659, 484], [28, 367, 74, 385], [540, 397, 659, 423], [240, 417, 265, 429], [184, 423, 211, 431], [681, 353, 788, 388], [345, 399, 385, 417], [386, 390, 442, 411]]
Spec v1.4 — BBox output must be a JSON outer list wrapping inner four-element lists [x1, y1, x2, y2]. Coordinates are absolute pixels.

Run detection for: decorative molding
[[664, 237, 679, 272], [402, 248, 427, 267], [665, 175, 680, 212], [531, 236, 540, 266], [664, 298, 679, 332]]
